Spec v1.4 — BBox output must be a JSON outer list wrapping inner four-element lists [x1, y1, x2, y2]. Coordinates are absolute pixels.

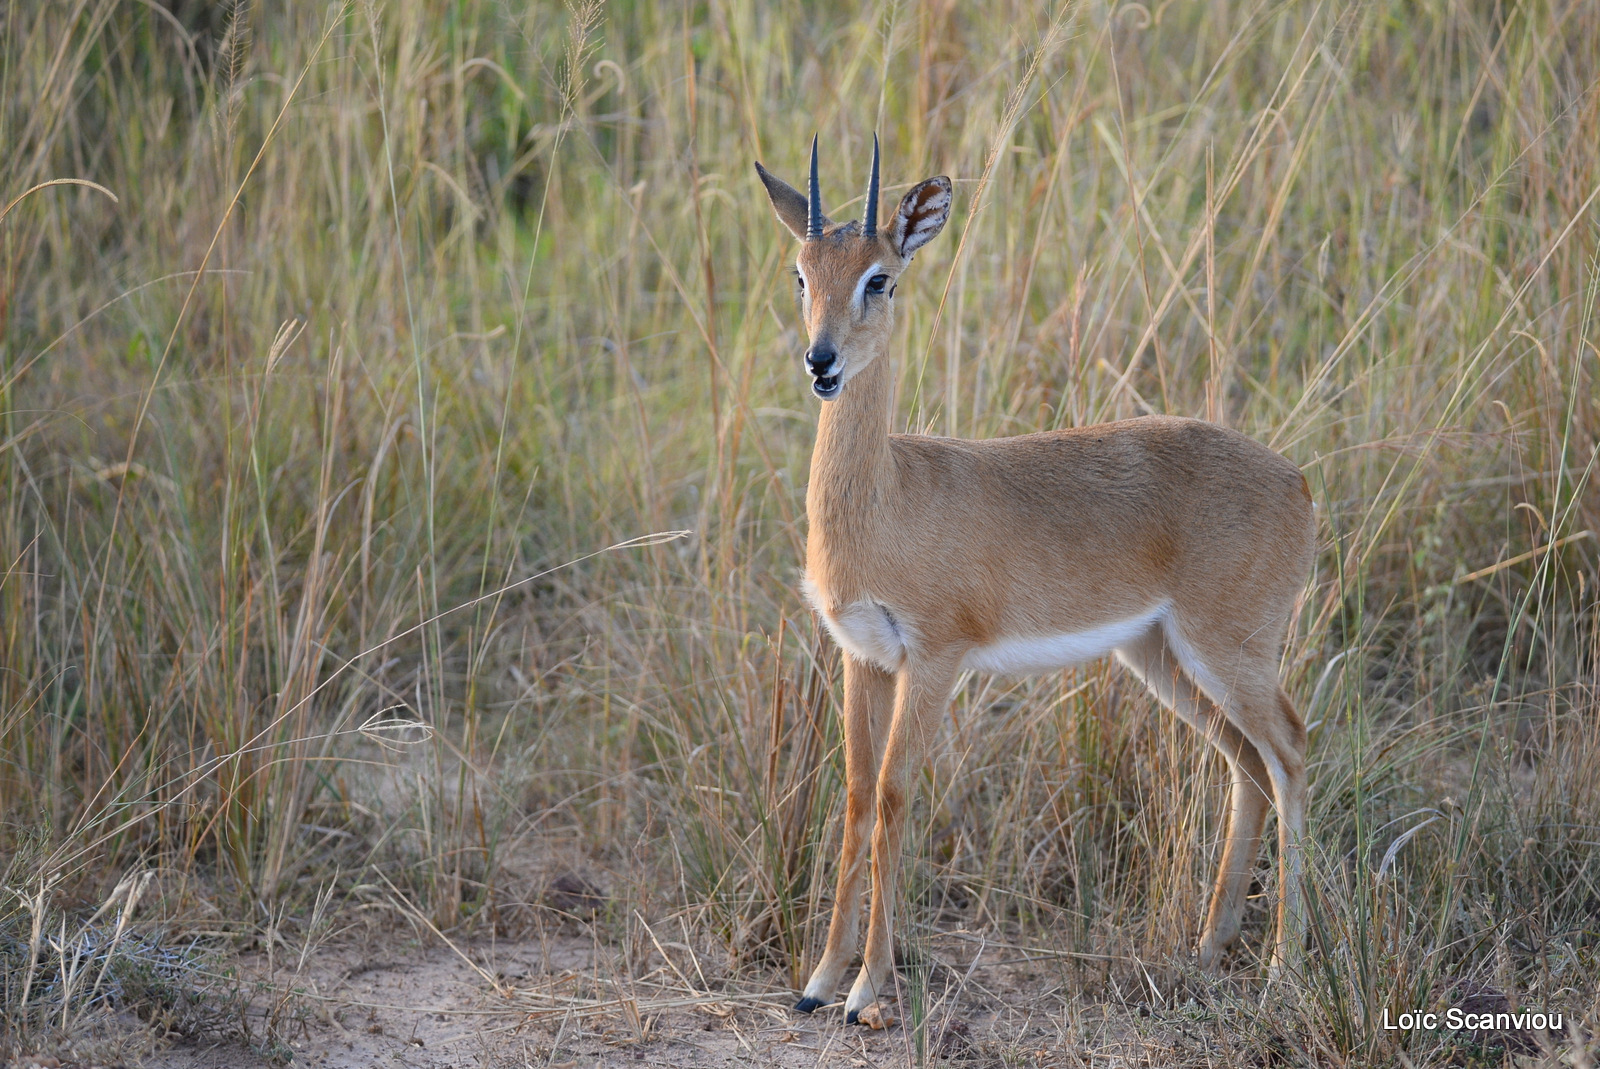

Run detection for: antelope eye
[[866, 273, 889, 294], [796, 274, 806, 291]]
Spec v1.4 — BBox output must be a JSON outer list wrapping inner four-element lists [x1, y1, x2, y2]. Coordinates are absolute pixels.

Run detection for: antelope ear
[[756, 162, 823, 241], [888, 176, 951, 257]]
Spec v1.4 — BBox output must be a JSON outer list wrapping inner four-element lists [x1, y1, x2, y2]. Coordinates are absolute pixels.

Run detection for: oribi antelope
[[755, 135, 1316, 1023]]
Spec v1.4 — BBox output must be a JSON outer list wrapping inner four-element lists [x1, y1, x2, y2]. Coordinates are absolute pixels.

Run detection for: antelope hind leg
[[1116, 629, 1272, 970]]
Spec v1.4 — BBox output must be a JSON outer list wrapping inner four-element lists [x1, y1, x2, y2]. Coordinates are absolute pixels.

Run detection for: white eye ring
[[853, 262, 888, 308]]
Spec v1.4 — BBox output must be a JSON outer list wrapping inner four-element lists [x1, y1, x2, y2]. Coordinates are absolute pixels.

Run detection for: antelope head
[[756, 135, 952, 400]]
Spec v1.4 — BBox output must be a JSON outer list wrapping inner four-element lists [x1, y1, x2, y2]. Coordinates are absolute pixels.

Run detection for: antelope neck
[[807, 347, 896, 555]]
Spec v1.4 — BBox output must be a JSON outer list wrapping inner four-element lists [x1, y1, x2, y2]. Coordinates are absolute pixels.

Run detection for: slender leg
[[796, 654, 896, 1012], [1116, 629, 1272, 970], [1200, 682, 1305, 976], [1202, 736, 1273, 967], [1265, 686, 1308, 976], [844, 657, 958, 1022], [1167, 627, 1309, 977]]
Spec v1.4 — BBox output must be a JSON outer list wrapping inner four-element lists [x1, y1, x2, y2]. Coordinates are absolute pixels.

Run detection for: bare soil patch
[[15, 924, 1593, 1068], [89, 928, 1132, 1068]]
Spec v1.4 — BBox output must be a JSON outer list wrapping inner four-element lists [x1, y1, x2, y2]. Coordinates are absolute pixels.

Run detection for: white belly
[[803, 573, 1166, 677], [962, 604, 1169, 675]]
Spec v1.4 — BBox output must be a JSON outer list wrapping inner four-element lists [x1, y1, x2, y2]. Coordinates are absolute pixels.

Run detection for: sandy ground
[[14, 926, 1588, 1069], [15, 893, 1582, 1069], [124, 930, 1063, 1069]]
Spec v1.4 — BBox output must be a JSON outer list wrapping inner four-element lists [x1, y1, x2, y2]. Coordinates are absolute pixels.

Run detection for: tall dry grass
[[3, 0, 1600, 1061]]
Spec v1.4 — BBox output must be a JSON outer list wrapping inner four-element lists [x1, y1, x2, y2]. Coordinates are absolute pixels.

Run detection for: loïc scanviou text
[[1382, 1008, 1563, 1031]]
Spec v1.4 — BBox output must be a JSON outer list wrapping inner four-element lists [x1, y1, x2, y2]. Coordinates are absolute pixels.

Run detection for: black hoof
[[845, 1009, 860, 1026], [794, 996, 825, 1014]]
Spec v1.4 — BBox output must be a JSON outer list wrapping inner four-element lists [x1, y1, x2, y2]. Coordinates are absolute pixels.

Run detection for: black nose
[[805, 347, 837, 377]]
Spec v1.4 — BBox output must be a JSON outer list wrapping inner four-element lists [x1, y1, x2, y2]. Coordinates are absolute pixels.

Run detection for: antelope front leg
[[796, 655, 895, 1012], [844, 658, 957, 1023]]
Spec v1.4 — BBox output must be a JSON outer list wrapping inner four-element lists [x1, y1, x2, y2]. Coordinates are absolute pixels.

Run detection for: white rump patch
[[962, 604, 1169, 676]]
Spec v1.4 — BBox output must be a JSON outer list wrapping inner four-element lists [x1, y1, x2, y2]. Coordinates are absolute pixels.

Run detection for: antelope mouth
[[811, 373, 841, 399]]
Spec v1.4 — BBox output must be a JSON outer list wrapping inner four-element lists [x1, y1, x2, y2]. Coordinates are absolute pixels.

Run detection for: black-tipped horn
[[807, 134, 823, 240], [861, 132, 880, 238]]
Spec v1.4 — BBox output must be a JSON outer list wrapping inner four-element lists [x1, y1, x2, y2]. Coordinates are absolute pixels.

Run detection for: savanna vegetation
[[3, 0, 1599, 1063]]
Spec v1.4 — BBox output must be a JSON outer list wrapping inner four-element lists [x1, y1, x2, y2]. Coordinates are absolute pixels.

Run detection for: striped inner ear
[[895, 178, 951, 256]]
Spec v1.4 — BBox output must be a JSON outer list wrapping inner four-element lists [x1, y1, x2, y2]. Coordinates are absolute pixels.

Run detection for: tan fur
[[760, 155, 1316, 1020]]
